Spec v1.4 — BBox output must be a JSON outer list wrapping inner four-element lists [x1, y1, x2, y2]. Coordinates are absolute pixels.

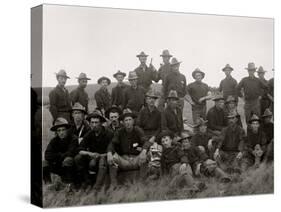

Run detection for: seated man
[[224, 95, 242, 127], [107, 112, 150, 186], [261, 108, 274, 162], [207, 94, 228, 136], [244, 114, 268, 169], [213, 111, 246, 173], [43, 117, 78, 188], [137, 89, 161, 143], [105, 106, 123, 132], [74, 111, 113, 190], [70, 102, 91, 144]]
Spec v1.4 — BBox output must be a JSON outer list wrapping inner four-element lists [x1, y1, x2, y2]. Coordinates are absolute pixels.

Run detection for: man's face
[[138, 56, 147, 64], [129, 79, 138, 87], [199, 124, 207, 134], [146, 96, 156, 107], [123, 116, 134, 129], [57, 76, 67, 87], [195, 73, 203, 82], [248, 70, 256, 77], [215, 100, 225, 110], [56, 126, 68, 140], [109, 112, 119, 125], [224, 70, 232, 77], [100, 80, 109, 89], [72, 110, 84, 124], [161, 136, 172, 148], [79, 79, 88, 88], [182, 139, 191, 150], [89, 118, 102, 132], [251, 121, 260, 132], [167, 98, 178, 109], [162, 56, 170, 64], [258, 72, 265, 79], [116, 75, 125, 83], [228, 116, 238, 125], [227, 102, 236, 110], [171, 64, 179, 72], [264, 116, 272, 124]]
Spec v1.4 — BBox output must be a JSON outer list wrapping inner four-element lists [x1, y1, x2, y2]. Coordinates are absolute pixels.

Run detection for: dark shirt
[[161, 105, 183, 135], [69, 120, 91, 140], [136, 106, 161, 137], [134, 64, 158, 91], [261, 122, 273, 144], [108, 126, 150, 155], [49, 85, 72, 120], [187, 81, 209, 105], [223, 108, 243, 127], [191, 132, 212, 154], [244, 128, 267, 152], [78, 126, 113, 154], [236, 76, 268, 101], [122, 86, 146, 112], [268, 78, 274, 97], [156, 63, 172, 85], [161, 145, 184, 174], [181, 147, 209, 171], [217, 124, 245, 152], [164, 71, 187, 98], [207, 106, 228, 131], [94, 87, 111, 111], [111, 82, 129, 107], [259, 78, 269, 99], [219, 76, 238, 100], [45, 134, 78, 163], [70, 86, 89, 112], [107, 123, 123, 133]]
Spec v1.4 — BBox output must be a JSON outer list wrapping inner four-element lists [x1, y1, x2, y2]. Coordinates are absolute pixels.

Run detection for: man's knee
[[89, 158, 98, 171], [62, 157, 74, 167]]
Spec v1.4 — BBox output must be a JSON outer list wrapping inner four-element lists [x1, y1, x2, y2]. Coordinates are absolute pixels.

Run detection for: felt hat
[[245, 62, 257, 71], [56, 69, 70, 79], [136, 51, 148, 57], [145, 89, 159, 99], [212, 94, 225, 102], [86, 110, 107, 123], [113, 70, 126, 78], [225, 95, 237, 104], [177, 131, 193, 142], [105, 106, 122, 119], [76, 72, 91, 80], [192, 68, 205, 79], [97, 76, 111, 85], [262, 108, 273, 118], [71, 102, 87, 114], [157, 130, 174, 143], [257, 66, 267, 73], [248, 114, 260, 123], [222, 64, 234, 72], [160, 49, 173, 57], [128, 71, 138, 80], [119, 111, 137, 121], [50, 117, 71, 131], [166, 90, 179, 100], [170, 57, 181, 66]]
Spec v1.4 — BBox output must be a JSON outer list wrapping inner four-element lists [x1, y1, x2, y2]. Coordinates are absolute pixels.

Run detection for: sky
[[40, 4, 274, 87]]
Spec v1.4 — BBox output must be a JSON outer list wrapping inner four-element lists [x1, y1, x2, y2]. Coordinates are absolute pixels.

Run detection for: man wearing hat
[[105, 106, 123, 132], [122, 71, 146, 113], [261, 109, 273, 163], [268, 70, 274, 113], [163, 57, 186, 111], [219, 64, 238, 102], [155, 50, 173, 111], [70, 73, 91, 113], [94, 76, 111, 115], [162, 90, 183, 136], [107, 111, 151, 185], [134, 51, 158, 91], [69, 102, 91, 144], [136, 89, 161, 143], [224, 96, 242, 127], [213, 111, 246, 173], [43, 117, 78, 186], [74, 110, 114, 189], [111, 70, 129, 108], [243, 114, 268, 169], [49, 69, 72, 122], [257, 66, 271, 115], [206, 94, 228, 136], [186, 68, 212, 123], [236, 62, 268, 123]]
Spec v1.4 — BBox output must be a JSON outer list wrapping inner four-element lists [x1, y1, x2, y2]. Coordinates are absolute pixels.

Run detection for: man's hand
[[79, 150, 89, 156], [213, 149, 220, 160], [236, 152, 243, 160], [89, 152, 100, 159], [198, 97, 205, 103], [107, 152, 114, 165]]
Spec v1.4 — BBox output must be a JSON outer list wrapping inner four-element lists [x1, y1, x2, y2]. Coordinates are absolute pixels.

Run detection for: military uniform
[[219, 76, 238, 101], [122, 86, 146, 113], [111, 82, 129, 108], [207, 106, 228, 135], [94, 87, 111, 112], [161, 105, 183, 136], [70, 87, 89, 113], [134, 65, 158, 91]]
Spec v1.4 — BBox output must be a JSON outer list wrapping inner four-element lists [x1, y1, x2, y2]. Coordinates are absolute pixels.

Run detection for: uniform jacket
[[161, 105, 183, 135], [122, 86, 146, 112], [164, 71, 187, 98], [111, 82, 129, 107], [134, 64, 158, 91], [156, 63, 172, 85], [70, 86, 89, 112], [186, 81, 209, 106], [219, 76, 238, 100], [94, 87, 111, 111], [207, 106, 228, 131]]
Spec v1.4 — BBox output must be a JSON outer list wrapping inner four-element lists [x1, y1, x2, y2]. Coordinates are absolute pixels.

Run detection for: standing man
[[257, 66, 270, 115], [156, 50, 173, 111], [163, 58, 187, 111], [94, 76, 111, 116], [134, 51, 158, 91], [219, 64, 238, 102], [105, 106, 123, 132], [70, 73, 91, 113], [49, 69, 72, 122], [236, 62, 268, 123], [186, 68, 212, 123], [161, 90, 183, 137], [111, 70, 129, 109], [122, 71, 146, 113]]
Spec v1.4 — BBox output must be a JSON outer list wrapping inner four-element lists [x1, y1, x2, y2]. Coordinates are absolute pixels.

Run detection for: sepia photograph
[[31, 4, 274, 208]]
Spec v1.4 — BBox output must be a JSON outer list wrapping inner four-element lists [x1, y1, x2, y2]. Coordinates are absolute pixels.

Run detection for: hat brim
[[136, 54, 148, 57], [98, 78, 111, 85], [170, 62, 182, 66], [262, 114, 272, 118], [222, 68, 233, 72], [166, 96, 179, 100], [71, 108, 87, 114], [128, 77, 138, 81], [77, 77, 91, 80], [177, 136, 192, 142], [105, 106, 122, 119], [248, 119, 260, 123], [57, 74, 70, 79], [50, 124, 71, 132], [245, 68, 257, 71], [213, 97, 225, 101], [119, 113, 137, 121], [113, 73, 126, 78], [86, 114, 107, 123], [192, 71, 205, 79], [160, 54, 173, 57]]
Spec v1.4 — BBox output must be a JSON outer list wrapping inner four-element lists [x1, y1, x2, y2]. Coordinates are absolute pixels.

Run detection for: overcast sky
[[41, 4, 274, 87]]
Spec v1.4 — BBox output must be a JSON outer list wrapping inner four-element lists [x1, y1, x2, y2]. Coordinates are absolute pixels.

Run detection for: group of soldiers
[[44, 50, 274, 193]]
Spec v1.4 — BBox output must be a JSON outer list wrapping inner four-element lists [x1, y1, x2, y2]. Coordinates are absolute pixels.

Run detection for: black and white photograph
[[31, 3, 274, 208]]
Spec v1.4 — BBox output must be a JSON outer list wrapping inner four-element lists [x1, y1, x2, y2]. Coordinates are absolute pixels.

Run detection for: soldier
[[207, 94, 228, 136], [224, 96, 243, 127], [236, 62, 268, 123], [107, 112, 150, 186], [49, 69, 72, 122], [161, 90, 183, 137], [111, 70, 129, 108], [74, 111, 113, 190], [94, 76, 111, 115], [122, 71, 146, 113], [105, 106, 123, 132], [43, 118, 78, 187], [163, 58, 186, 111], [156, 49, 173, 111], [219, 64, 238, 102], [257, 66, 271, 115], [261, 109, 273, 162], [70, 73, 91, 113], [134, 51, 158, 91], [137, 89, 161, 143], [268, 70, 274, 113], [186, 68, 212, 123], [69, 102, 91, 144]]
